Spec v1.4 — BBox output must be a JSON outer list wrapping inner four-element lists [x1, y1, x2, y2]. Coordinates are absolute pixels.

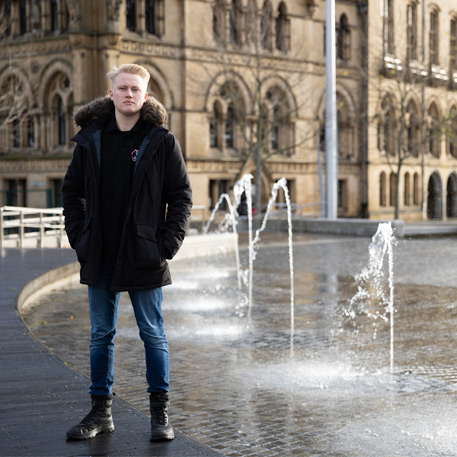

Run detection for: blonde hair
[[106, 64, 150, 87]]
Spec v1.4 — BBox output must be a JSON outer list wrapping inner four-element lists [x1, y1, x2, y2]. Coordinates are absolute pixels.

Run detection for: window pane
[[126, 0, 136, 31], [146, 0, 156, 34]]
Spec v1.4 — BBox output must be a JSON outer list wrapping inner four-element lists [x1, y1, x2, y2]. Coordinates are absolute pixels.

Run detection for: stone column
[[137, 0, 145, 35], [40, 0, 49, 33], [10, 0, 19, 36]]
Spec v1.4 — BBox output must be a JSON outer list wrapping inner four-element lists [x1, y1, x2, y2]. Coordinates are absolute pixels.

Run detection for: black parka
[[62, 97, 192, 291]]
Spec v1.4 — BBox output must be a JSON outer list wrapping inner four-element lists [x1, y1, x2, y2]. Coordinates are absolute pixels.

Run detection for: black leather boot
[[66, 395, 114, 440], [150, 391, 174, 441]]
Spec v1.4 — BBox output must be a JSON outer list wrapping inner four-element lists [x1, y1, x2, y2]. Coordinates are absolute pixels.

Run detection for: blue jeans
[[88, 258, 169, 396]]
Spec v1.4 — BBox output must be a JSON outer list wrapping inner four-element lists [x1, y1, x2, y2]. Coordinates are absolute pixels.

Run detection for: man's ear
[[109, 89, 113, 100], [143, 91, 148, 103]]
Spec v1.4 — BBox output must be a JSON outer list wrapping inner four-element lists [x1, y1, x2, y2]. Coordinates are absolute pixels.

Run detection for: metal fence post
[[58, 213, 64, 248], [38, 212, 44, 248], [19, 211, 24, 248], [0, 207, 3, 249]]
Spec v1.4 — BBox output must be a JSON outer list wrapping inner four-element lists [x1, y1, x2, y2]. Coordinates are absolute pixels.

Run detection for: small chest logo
[[131, 149, 139, 162]]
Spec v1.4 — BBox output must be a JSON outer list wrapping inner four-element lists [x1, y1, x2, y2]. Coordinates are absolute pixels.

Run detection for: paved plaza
[[23, 232, 457, 456], [0, 249, 219, 457]]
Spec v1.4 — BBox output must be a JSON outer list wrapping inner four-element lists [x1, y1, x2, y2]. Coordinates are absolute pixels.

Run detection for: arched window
[[58, 97, 66, 145], [381, 96, 396, 156], [337, 14, 351, 61], [383, 114, 393, 154], [407, 100, 420, 156], [43, 71, 72, 149], [229, 0, 242, 47], [413, 173, 420, 205], [50, 0, 59, 31], [383, 0, 394, 55], [13, 119, 20, 148], [261, 0, 273, 51], [126, 0, 136, 31], [449, 106, 457, 158], [225, 105, 234, 148], [213, 0, 225, 45], [146, 0, 156, 34], [209, 79, 249, 153], [427, 172, 443, 219], [377, 122, 383, 151], [447, 173, 457, 218], [264, 86, 294, 155], [337, 93, 353, 160], [210, 102, 221, 148], [430, 9, 439, 65], [390, 172, 396, 206], [27, 116, 35, 147], [380, 172, 387, 206], [407, 3, 417, 60], [275, 2, 290, 52], [451, 18, 457, 73], [270, 106, 280, 150], [428, 103, 441, 158], [19, 0, 27, 35], [404, 172, 411, 206], [0, 74, 28, 149]]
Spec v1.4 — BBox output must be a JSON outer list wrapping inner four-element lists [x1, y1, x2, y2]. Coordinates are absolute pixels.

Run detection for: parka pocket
[[134, 224, 164, 269], [75, 217, 92, 263]]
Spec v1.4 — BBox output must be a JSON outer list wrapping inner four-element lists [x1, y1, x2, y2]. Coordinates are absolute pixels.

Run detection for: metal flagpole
[[325, 0, 338, 219]]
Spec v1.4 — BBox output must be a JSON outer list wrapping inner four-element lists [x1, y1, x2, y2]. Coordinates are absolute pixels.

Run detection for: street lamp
[[325, 0, 338, 219]]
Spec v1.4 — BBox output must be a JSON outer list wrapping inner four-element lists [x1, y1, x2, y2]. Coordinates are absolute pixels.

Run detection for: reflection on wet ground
[[25, 235, 457, 456]]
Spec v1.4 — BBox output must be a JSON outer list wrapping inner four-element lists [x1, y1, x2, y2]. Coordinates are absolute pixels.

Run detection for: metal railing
[[0, 205, 209, 248], [0, 206, 66, 248], [1, 202, 324, 248]]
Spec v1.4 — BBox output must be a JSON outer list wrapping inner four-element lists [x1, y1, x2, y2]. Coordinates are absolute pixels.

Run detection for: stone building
[[0, 0, 456, 221]]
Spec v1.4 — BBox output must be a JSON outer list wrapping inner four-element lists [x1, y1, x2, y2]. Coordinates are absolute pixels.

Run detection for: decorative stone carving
[[67, 0, 81, 30], [31, 0, 41, 31], [306, 0, 318, 18], [107, 0, 123, 21]]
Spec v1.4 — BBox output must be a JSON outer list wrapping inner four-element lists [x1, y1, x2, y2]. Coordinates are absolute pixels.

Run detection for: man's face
[[110, 72, 148, 117]]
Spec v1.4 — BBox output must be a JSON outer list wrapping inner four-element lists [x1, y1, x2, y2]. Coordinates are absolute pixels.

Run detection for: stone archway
[[427, 172, 442, 219], [446, 173, 457, 218]]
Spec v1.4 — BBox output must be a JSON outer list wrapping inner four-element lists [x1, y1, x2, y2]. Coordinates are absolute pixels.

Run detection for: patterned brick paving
[[25, 236, 457, 456]]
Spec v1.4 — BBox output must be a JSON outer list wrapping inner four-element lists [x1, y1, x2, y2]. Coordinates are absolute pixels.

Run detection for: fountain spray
[[347, 222, 396, 372], [233, 174, 254, 316], [205, 174, 295, 352], [204, 193, 242, 290], [252, 177, 295, 352]]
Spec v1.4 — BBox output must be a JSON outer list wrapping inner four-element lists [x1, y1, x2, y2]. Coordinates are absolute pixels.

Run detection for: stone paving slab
[[0, 249, 220, 457]]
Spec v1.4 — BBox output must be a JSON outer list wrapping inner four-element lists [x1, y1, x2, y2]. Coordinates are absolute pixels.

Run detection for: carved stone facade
[[0, 0, 457, 221]]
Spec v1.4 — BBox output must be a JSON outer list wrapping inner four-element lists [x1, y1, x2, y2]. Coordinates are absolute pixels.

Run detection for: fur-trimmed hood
[[74, 96, 168, 129]]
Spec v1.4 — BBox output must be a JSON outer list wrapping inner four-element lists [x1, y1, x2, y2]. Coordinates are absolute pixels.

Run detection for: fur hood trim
[[74, 96, 168, 128]]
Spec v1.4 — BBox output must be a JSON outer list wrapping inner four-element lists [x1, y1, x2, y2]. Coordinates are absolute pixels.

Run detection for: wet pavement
[[24, 233, 457, 456], [0, 249, 218, 457]]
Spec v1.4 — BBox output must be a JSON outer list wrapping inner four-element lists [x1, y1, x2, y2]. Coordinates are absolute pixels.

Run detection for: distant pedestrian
[[62, 63, 192, 441]]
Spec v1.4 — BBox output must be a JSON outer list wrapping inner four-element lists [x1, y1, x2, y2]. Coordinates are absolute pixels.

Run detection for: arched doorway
[[427, 172, 442, 219], [447, 173, 457, 218]]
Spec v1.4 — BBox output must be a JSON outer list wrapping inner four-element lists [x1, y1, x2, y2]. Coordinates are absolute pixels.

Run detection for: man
[[62, 64, 192, 441]]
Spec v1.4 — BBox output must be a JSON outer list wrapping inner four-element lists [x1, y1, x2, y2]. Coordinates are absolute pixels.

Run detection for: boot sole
[[150, 430, 175, 442], [66, 424, 115, 440]]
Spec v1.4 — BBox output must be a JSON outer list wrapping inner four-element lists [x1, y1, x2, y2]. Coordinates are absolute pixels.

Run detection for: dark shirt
[[100, 115, 149, 256]]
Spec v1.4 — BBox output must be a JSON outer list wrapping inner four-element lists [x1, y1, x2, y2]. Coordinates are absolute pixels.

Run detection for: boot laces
[[79, 403, 110, 427], [151, 407, 168, 426]]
